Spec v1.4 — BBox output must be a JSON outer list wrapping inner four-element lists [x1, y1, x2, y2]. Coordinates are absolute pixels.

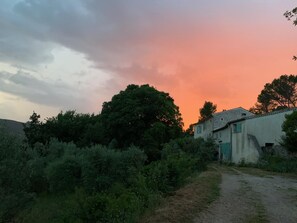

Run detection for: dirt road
[[194, 167, 297, 223]]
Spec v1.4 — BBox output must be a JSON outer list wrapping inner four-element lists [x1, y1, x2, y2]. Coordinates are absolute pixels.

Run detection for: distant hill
[[0, 119, 25, 137]]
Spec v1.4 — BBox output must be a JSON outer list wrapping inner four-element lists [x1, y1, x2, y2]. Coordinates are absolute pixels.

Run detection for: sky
[[0, 0, 296, 128]]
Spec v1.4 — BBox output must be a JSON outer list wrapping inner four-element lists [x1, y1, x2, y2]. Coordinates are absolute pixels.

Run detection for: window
[[233, 123, 242, 133], [196, 126, 202, 134]]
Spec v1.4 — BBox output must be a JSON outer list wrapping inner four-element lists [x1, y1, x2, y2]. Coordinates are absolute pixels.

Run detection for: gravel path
[[194, 168, 297, 223]]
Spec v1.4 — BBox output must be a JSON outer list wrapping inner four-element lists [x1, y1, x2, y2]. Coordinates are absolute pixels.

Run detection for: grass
[[139, 168, 221, 223]]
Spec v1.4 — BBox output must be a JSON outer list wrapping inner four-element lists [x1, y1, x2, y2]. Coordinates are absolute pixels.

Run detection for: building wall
[[194, 107, 253, 140], [231, 121, 260, 163], [194, 119, 213, 139], [213, 128, 230, 144], [214, 128, 232, 161], [245, 111, 293, 147], [231, 109, 295, 163]]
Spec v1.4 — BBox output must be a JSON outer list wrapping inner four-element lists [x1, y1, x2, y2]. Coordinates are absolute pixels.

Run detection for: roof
[[213, 107, 297, 132], [212, 107, 254, 130], [193, 107, 252, 126]]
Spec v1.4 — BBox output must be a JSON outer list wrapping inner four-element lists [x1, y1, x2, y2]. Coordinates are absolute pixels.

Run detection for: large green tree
[[199, 101, 217, 122], [100, 84, 183, 160], [250, 75, 297, 114]]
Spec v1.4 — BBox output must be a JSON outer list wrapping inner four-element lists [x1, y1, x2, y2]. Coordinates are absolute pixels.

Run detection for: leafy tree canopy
[[100, 84, 183, 159], [282, 110, 297, 152], [199, 101, 217, 122], [24, 110, 101, 147], [250, 75, 297, 114]]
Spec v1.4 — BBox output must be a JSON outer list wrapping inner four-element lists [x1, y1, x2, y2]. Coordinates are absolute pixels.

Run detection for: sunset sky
[[0, 0, 296, 128]]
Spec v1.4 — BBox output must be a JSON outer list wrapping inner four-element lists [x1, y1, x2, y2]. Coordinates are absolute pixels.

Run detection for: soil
[[194, 167, 297, 223]]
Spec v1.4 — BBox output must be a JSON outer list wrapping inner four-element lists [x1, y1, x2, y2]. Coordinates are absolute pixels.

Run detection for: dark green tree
[[100, 84, 183, 161], [282, 111, 297, 153], [24, 111, 102, 147], [199, 101, 217, 122], [44, 110, 99, 146], [23, 111, 45, 146], [250, 75, 297, 114]]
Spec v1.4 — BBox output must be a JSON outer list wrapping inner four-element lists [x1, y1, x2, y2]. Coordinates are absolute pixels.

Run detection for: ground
[[144, 165, 297, 223], [194, 166, 297, 223]]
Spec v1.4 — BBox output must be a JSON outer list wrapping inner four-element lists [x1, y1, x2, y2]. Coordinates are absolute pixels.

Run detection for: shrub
[[282, 111, 297, 153], [0, 130, 33, 222], [81, 145, 146, 193], [257, 155, 297, 173], [46, 156, 82, 193]]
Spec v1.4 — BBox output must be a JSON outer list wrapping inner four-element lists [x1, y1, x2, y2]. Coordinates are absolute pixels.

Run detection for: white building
[[194, 107, 254, 139], [194, 107, 297, 163]]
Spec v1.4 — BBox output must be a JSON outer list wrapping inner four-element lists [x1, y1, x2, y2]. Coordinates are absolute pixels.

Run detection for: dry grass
[[139, 168, 221, 223]]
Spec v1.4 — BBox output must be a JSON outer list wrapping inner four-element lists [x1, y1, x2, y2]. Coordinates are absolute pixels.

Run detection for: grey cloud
[[1, 0, 207, 68], [0, 70, 88, 108], [0, 0, 284, 87]]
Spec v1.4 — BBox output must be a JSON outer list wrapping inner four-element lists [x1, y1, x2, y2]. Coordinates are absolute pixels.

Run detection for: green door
[[220, 143, 231, 161]]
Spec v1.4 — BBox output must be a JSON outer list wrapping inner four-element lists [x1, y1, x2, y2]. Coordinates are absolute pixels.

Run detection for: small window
[[233, 123, 242, 133]]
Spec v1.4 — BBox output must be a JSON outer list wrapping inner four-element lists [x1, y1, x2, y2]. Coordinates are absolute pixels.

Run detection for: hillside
[[0, 118, 24, 137]]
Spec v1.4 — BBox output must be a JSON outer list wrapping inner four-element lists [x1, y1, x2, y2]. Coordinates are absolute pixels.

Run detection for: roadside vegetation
[[0, 84, 217, 223], [140, 168, 221, 223]]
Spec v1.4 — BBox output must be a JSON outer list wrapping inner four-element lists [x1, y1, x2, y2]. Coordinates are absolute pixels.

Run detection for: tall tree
[[284, 7, 297, 60], [199, 101, 217, 122], [23, 111, 44, 146], [282, 111, 297, 153], [250, 75, 297, 114], [100, 84, 183, 161]]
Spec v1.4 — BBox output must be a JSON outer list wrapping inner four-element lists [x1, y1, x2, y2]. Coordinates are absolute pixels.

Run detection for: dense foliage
[[24, 84, 183, 162], [24, 111, 102, 147], [250, 75, 297, 114], [101, 84, 183, 161], [282, 111, 297, 153], [0, 130, 216, 223], [1, 84, 217, 222], [198, 101, 217, 122]]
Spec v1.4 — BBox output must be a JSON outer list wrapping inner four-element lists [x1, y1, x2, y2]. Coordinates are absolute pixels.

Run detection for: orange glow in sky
[[0, 1, 296, 129]]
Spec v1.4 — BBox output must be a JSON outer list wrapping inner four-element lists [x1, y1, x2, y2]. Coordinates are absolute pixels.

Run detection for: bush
[[143, 153, 206, 194], [0, 130, 34, 222], [282, 111, 297, 153], [162, 137, 217, 161], [73, 188, 143, 223], [81, 145, 146, 193], [257, 155, 297, 173], [46, 156, 82, 193]]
